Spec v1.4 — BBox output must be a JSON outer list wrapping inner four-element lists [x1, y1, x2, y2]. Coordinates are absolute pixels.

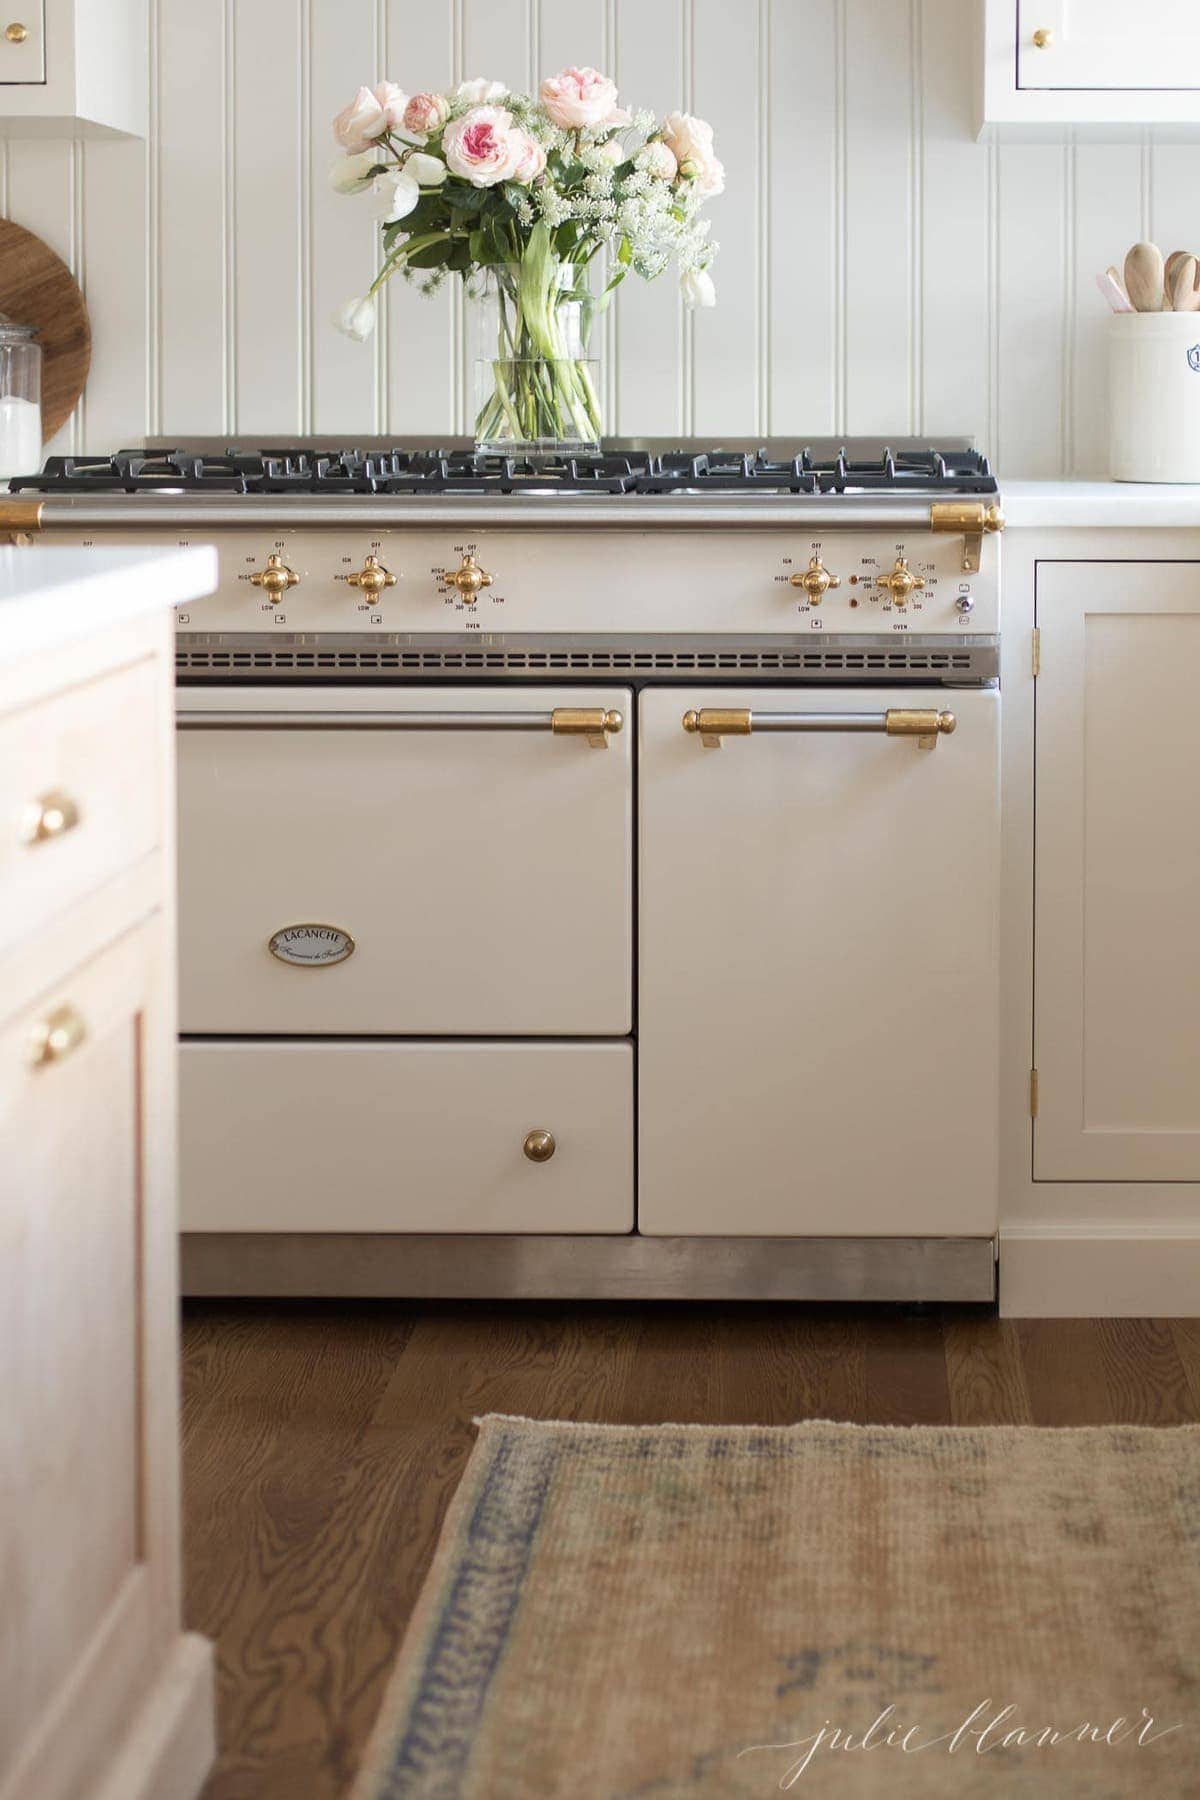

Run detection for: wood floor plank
[[1093, 1318, 1198, 1423], [944, 1314, 1033, 1425], [1171, 1319, 1200, 1414], [714, 1306, 868, 1424], [862, 1309, 952, 1424], [1015, 1319, 1115, 1424]]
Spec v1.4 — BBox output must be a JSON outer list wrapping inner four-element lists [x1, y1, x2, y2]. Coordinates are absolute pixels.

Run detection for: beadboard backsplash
[[1, 0, 1194, 475]]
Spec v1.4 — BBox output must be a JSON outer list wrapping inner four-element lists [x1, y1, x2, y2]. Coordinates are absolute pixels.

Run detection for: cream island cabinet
[[0, 545, 215, 1800], [999, 486, 1200, 1317]]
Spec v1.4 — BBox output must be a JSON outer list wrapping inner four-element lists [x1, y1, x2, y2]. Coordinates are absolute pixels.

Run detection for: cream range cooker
[[4, 440, 1003, 1303]]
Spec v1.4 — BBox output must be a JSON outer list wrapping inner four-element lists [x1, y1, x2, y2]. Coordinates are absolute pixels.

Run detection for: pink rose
[[442, 106, 528, 187], [403, 91, 450, 135], [333, 86, 387, 152], [513, 132, 547, 184], [539, 65, 627, 131], [660, 111, 725, 196], [454, 78, 507, 106], [637, 139, 677, 181]]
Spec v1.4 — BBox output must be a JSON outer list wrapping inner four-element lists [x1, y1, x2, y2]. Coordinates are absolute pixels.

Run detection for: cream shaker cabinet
[[1033, 562, 1200, 1182], [982, 0, 1200, 128], [0, 598, 212, 1800]]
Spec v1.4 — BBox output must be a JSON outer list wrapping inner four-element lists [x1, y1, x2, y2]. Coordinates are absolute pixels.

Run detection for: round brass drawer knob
[[1032, 26, 1053, 47], [523, 1129, 556, 1163], [5, 23, 29, 43]]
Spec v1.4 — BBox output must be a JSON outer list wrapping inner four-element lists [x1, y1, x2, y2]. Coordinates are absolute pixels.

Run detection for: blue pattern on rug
[[376, 1427, 560, 1798]]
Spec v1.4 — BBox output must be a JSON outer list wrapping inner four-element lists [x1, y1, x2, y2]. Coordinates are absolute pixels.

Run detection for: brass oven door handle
[[682, 708, 956, 750], [180, 709, 624, 747]]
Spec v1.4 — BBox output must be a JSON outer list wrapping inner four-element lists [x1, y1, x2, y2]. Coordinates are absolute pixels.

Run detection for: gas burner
[[9, 444, 998, 498]]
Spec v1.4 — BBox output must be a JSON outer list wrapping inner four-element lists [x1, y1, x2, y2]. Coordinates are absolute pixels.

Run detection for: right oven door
[[638, 686, 999, 1236]]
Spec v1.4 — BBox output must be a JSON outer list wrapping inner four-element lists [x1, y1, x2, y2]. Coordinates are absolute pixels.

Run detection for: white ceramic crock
[[1109, 312, 1200, 483]]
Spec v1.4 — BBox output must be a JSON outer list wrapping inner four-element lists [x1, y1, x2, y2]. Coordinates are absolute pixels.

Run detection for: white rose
[[636, 139, 677, 182], [332, 86, 387, 152], [680, 267, 716, 309], [594, 137, 625, 166], [406, 152, 448, 187], [443, 106, 527, 187], [329, 150, 382, 194], [370, 170, 420, 222], [333, 295, 377, 341], [371, 81, 409, 131], [454, 77, 506, 106], [660, 111, 725, 196], [539, 65, 626, 130]]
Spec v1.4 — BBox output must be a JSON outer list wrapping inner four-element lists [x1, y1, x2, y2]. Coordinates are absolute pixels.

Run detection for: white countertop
[[0, 543, 217, 664], [1002, 480, 1200, 528]]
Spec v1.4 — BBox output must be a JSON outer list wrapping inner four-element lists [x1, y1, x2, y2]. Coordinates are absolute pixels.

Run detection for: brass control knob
[[789, 554, 841, 605], [876, 557, 925, 608], [250, 552, 299, 605], [442, 552, 493, 604], [523, 1129, 556, 1163], [348, 554, 397, 602]]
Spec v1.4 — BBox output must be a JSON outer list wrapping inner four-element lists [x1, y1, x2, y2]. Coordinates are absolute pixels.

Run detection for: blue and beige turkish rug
[[352, 1415, 1200, 1798]]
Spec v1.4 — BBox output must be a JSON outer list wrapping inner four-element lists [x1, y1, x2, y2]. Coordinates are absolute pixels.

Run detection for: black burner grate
[[10, 445, 998, 497]]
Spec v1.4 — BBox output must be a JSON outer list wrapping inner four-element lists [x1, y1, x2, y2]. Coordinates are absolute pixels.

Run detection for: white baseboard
[[92, 1633, 215, 1800], [1000, 1225, 1200, 1317]]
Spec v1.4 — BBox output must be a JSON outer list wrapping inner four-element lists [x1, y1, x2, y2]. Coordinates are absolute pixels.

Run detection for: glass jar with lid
[[0, 312, 42, 479]]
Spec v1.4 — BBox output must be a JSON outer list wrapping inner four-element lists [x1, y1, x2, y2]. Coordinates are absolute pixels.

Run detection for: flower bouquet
[[331, 68, 723, 453]]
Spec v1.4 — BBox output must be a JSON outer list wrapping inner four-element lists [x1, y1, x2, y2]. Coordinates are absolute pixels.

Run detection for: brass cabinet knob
[[347, 554, 396, 602], [789, 554, 840, 604], [876, 556, 925, 608], [442, 552, 493, 603], [1032, 27, 1053, 47], [523, 1129, 556, 1163], [20, 788, 81, 846], [29, 1004, 86, 1068], [5, 22, 29, 42], [250, 552, 299, 605]]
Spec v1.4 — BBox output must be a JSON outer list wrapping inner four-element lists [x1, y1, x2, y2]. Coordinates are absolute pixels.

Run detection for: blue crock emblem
[[1188, 344, 1200, 373]]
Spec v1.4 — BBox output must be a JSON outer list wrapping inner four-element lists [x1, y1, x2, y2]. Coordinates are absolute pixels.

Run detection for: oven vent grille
[[176, 643, 988, 679]]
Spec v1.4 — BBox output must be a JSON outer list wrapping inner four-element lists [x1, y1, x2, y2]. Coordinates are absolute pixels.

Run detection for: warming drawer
[[179, 1039, 633, 1233], [176, 685, 632, 1035]]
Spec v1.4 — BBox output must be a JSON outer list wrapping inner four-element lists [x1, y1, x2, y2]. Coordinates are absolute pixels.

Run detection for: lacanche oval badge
[[268, 924, 355, 968]]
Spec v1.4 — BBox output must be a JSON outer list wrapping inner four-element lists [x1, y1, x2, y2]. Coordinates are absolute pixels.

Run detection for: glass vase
[[472, 260, 602, 456]]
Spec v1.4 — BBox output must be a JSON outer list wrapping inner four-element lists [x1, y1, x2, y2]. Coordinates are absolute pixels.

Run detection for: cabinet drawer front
[[177, 686, 632, 1036], [638, 687, 1000, 1237], [1017, 0, 1200, 90], [0, 656, 160, 956], [180, 1040, 633, 1233], [0, 1, 45, 81]]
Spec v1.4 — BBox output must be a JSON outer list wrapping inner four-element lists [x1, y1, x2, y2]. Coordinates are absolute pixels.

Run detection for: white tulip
[[333, 295, 377, 341], [329, 151, 381, 194], [406, 152, 448, 187], [680, 267, 716, 309], [371, 170, 421, 222]]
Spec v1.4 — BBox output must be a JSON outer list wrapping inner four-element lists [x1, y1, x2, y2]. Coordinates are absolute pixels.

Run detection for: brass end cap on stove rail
[[0, 498, 43, 545]]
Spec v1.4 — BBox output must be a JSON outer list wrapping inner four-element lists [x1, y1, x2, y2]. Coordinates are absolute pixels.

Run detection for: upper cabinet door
[[1018, 0, 1200, 90], [1034, 563, 1200, 1181]]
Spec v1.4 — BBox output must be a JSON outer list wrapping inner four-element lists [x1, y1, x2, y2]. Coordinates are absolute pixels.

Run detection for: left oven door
[[176, 686, 632, 1035]]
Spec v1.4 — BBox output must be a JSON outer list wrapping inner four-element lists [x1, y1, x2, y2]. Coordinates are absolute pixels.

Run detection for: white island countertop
[[1002, 480, 1200, 529], [0, 543, 217, 665]]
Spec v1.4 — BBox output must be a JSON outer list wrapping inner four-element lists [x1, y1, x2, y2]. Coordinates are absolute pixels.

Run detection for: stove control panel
[[71, 526, 999, 638]]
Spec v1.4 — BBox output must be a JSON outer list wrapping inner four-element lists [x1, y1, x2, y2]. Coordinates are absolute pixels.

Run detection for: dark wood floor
[[182, 1303, 1200, 1799]]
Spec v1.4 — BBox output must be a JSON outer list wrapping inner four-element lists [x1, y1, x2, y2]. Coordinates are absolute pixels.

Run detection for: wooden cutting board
[[0, 218, 91, 441]]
